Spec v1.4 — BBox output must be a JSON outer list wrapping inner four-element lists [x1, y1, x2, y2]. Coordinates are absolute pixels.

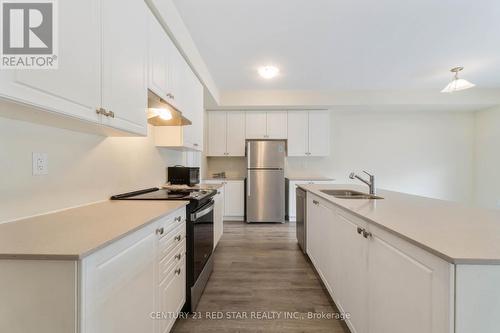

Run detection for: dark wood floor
[[172, 221, 350, 333]]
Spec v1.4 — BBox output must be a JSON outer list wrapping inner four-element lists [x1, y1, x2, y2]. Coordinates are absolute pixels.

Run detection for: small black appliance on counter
[[168, 166, 200, 186]]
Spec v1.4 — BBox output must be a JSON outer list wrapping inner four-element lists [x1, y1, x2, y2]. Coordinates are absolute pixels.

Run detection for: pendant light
[[441, 67, 475, 93]]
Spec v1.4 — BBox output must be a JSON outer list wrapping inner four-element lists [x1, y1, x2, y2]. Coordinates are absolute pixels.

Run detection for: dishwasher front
[[296, 187, 307, 253]]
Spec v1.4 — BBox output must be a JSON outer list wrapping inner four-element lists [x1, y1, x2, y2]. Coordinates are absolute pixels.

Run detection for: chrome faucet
[[349, 171, 376, 195]]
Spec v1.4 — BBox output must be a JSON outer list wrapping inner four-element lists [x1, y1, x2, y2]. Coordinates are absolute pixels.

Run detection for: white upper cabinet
[[150, 10, 204, 151], [308, 111, 330, 156], [148, 11, 170, 101], [287, 111, 309, 156], [0, 0, 149, 136], [207, 111, 227, 156], [181, 69, 204, 150], [0, 0, 101, 125], [245, 111, 287, 139], [207, 111, 245, 156], [287, 110, 330, 157], [226, 111, 246, 156], [101, 0, 148, 136], [266, 111, 288, 139], [245, 111, 268, 139]]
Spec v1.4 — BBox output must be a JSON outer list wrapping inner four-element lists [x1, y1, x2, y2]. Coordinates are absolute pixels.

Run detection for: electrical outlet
[[32, 152, 48, 175]]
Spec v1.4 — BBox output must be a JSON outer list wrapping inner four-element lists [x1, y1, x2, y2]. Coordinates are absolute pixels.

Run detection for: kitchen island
[[299, 184, 500, 333]]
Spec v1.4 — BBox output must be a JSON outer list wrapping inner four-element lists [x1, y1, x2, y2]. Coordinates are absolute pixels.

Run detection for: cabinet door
[[333, 211, 368, 333], [306, 195, 330, 282], [158, 258, 186, 333], [224, 181, 244, 217], [82, 224, 156, 333], [245, 111, 267, 139], [101, 0, 148, 136], [165, 44, 184, 111], [266, 111, 288, 139], [207, 111, 227, 156], [182, 69, 204, 150], [226, 111, 246, 156], [308, 111, 330, 156], [148, 11, 169, 101], [367, 224, 453, 333], [0, 0, 101, 123], [287, 111, 309, 156]]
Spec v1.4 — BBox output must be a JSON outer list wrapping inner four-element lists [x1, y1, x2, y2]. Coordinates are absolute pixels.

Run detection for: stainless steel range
[[111, 187, 214, 312]]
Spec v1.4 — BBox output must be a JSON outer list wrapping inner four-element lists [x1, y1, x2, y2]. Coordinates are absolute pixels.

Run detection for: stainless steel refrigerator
[[246, 140, 286, 223]]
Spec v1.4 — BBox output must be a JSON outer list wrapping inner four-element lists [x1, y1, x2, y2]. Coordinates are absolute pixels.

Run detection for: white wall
[[0, 117, 184, 223], [285, 110, 476, 202], [475, 106, 500, 209]]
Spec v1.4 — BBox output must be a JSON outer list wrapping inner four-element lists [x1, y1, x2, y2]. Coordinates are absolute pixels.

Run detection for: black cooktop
[[111, 187, 214, 202]]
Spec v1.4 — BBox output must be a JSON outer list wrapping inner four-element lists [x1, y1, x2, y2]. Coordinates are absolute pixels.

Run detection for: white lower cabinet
[[82, 222, 157, 333], [224, 181, 245, 219], [204, 180, 245, 220], [307, 193, 454, 333], [82, 207, 187, 333]]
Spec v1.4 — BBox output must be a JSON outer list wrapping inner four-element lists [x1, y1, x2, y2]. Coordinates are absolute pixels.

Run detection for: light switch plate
[[32, 152, 48, 175]]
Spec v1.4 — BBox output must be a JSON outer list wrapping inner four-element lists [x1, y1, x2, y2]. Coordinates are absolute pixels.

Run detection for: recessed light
[[258, 66, 279, 79]]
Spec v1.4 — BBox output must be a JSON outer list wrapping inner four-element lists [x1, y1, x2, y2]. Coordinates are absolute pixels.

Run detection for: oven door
[[191, 200, 214, 282]]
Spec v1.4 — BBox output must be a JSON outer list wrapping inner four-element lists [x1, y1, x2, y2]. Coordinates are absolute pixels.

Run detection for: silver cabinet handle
[[357, 227, 364, 235], [175, 268, 181, 275], [175, 254, 181, 260], [96, 108, 115, 118], [156, 227, 164, 235], [312, 200, 319, 205], [175, 216, 182, 222], [174, 235, 181, 241], [362, 230, 372, 239], [194, 143, 199, 147]]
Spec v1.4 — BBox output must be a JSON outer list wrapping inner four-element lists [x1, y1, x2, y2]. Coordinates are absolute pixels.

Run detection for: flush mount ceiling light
[[258, 65, 279, 79], [441, 66, 475, 93]]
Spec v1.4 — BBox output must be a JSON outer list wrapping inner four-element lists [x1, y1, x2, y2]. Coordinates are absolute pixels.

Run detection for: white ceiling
[[173, 0, 500, 92]]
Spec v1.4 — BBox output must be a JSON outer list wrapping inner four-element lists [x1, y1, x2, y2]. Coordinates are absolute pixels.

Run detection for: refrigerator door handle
[[246, 142, 250, 168], [247, 174, 251, 197]]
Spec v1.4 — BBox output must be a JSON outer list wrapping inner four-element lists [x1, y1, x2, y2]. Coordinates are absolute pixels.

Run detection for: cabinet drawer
[[159, 239, 186, 284], [158, 258, 186, 333], [158, 222, 186, 261], [157, 209, 186, 239]]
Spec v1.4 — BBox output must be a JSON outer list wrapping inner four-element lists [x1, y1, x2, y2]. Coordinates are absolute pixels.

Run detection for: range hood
[[147, 90, 192, 126]]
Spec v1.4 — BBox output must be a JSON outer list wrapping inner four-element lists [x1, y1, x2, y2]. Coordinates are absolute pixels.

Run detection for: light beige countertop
[[0, 200, 188, 260], [299, 184, 500, 265]]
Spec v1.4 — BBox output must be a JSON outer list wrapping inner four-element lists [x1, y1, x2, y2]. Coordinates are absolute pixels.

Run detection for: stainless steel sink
[[320, 189, 383, 200]]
